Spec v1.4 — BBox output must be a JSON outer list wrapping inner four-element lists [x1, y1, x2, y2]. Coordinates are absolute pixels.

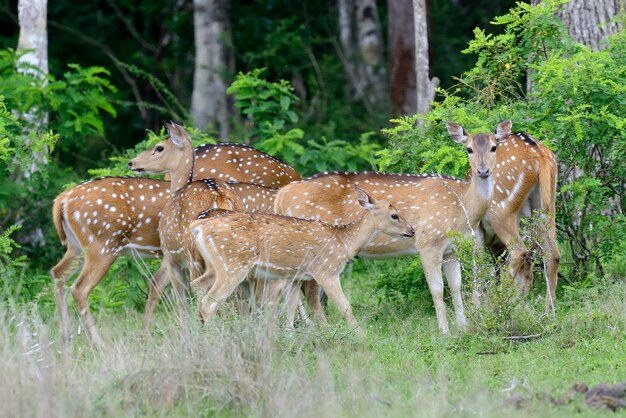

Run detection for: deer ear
[[446, 121, 468, 144], [355, 186, 375, 209], [495, 120, 512, 141], [166, 122, 187, 149]]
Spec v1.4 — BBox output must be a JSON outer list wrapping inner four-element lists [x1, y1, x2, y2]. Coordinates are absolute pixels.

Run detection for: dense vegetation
[[0, 1, 624, 416]]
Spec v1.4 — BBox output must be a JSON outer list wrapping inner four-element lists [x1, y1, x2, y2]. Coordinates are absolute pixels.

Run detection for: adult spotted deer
[[52, 138, 299, 347], [128, 122, 280, 328], [274, 121, 504, 334], [189, 187, 415, 335], [479, 127, 559, 311]]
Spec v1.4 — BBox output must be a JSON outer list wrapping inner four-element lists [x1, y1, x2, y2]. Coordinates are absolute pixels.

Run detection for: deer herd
[[51, 120, 560, 347]]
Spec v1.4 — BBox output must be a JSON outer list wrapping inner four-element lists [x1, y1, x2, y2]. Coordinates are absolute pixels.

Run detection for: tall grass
[[0, 279, 624, 417]]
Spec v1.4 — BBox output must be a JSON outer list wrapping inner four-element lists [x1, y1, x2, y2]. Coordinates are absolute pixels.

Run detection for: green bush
[[227, 68, 382, 175]]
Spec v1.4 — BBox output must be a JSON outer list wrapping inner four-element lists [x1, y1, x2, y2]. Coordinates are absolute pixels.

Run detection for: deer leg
[[190, 267, 215, 313], [420, 249, 449, 334], [70, 252, 116, 348], [442, 254, 467, 330], [284, 282, 304, 332], [143, 266, 170, 331], [50, 246, 83, 343], [538, 219, 560, 313], [314, 275, 363, 337], [199, 269, 248, 321], [303, 280, 327, 325], [488, 214, 533, 294], [167, 262, 189, 318]]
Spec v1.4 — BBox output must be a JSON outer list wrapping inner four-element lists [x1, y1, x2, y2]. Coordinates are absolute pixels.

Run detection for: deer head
[[355, 186, 414, 238]]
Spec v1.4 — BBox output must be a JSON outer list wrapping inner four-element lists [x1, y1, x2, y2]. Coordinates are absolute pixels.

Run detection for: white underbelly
[[250, 262, 312, 281], [121, 243, 162, 258]]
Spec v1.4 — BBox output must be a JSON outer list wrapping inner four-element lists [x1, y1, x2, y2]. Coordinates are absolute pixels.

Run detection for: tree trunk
[[555, 0, 625, 51], [388, 0, 416, 116], [16, 0, 49, 170], [191, 0, 232, 140], [338, 0, 387, 111], [531, 0, 624, 51], [413, 0, 438, 124]]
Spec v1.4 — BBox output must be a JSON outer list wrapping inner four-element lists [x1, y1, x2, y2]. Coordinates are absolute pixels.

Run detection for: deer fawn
[[188, 187, 415, 335], [52, 137, 299, 347], [274, 121, 505, 334]]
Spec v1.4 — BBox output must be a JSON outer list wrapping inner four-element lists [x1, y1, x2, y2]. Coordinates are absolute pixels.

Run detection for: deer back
[[192, 143, 301, 187]]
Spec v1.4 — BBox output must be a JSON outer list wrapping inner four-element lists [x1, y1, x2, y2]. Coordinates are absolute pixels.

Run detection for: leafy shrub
[[227, 68, 382, 175]]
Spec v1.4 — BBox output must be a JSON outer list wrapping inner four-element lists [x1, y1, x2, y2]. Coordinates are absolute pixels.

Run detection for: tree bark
[[413, 0, 438, 123], [16, 0, 49, 170], [388, 0, 417, 116], [338, 0, 387, 111], [191, 0, 232, 140], [532, 0, 625, 51], [556, 0, 624, 51]]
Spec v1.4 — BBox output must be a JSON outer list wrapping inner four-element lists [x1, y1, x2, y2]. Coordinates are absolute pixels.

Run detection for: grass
[[1, 261, 624, 417]]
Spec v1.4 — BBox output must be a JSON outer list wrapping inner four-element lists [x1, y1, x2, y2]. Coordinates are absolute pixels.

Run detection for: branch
[[48, 20, 149, 124]]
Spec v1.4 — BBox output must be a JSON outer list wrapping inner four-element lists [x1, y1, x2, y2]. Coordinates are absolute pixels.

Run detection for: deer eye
[[490, 146, 497, 152], [155, 146, 165, 152], [391, 213, 400, 221], [466, 148, 474, 154]]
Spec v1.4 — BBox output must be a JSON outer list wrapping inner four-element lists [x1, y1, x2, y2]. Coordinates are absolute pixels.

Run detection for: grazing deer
[[52, 140, 299, 347], [189, 187, 415, 335], [479, 128, 559, 311], [274, 121, 504, 334]]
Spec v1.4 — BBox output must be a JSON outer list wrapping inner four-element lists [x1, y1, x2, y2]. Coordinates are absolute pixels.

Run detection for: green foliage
[[458, 0, 572, 105], [374, 258, 428, 308], [0, 49, 117, 149], [527, 30, 626, 280], [228, 69, 381, 175], [228, 68, 300, 143], [0, 226, 27, 275]]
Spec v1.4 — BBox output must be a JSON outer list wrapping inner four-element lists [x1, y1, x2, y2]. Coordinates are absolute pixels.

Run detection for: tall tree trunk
[[338, 0, 387, 112], [16, 0, 49, 171], [413, 0, 438, 124], [15, 0, 48, 247], [388, 0, 416, 116], [191, 0, 232, 140]]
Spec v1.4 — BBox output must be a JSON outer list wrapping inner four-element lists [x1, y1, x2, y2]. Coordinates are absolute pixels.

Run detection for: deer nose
[[477, 167, 490, 178], [404, 226, 415, 237], [128, 161, 134, 169]]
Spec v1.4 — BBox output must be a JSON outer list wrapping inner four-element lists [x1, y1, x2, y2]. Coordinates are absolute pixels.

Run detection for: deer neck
[[333, 213, 378, 259], [169, 145, 195, 193], [462, 174, 493, 225]]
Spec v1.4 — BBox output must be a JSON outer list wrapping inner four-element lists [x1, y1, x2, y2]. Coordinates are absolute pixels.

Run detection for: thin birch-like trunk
[[413, 0, 438, 124], [191, 0, 231, 140]]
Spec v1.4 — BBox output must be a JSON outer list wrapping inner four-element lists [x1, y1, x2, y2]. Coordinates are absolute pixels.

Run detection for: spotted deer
[[189, 187, 415, 335], [52, 139, 299, 347], [479, 128, 559, 311], [274, 121, 505, 334], [128, 122, 287, 329]]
